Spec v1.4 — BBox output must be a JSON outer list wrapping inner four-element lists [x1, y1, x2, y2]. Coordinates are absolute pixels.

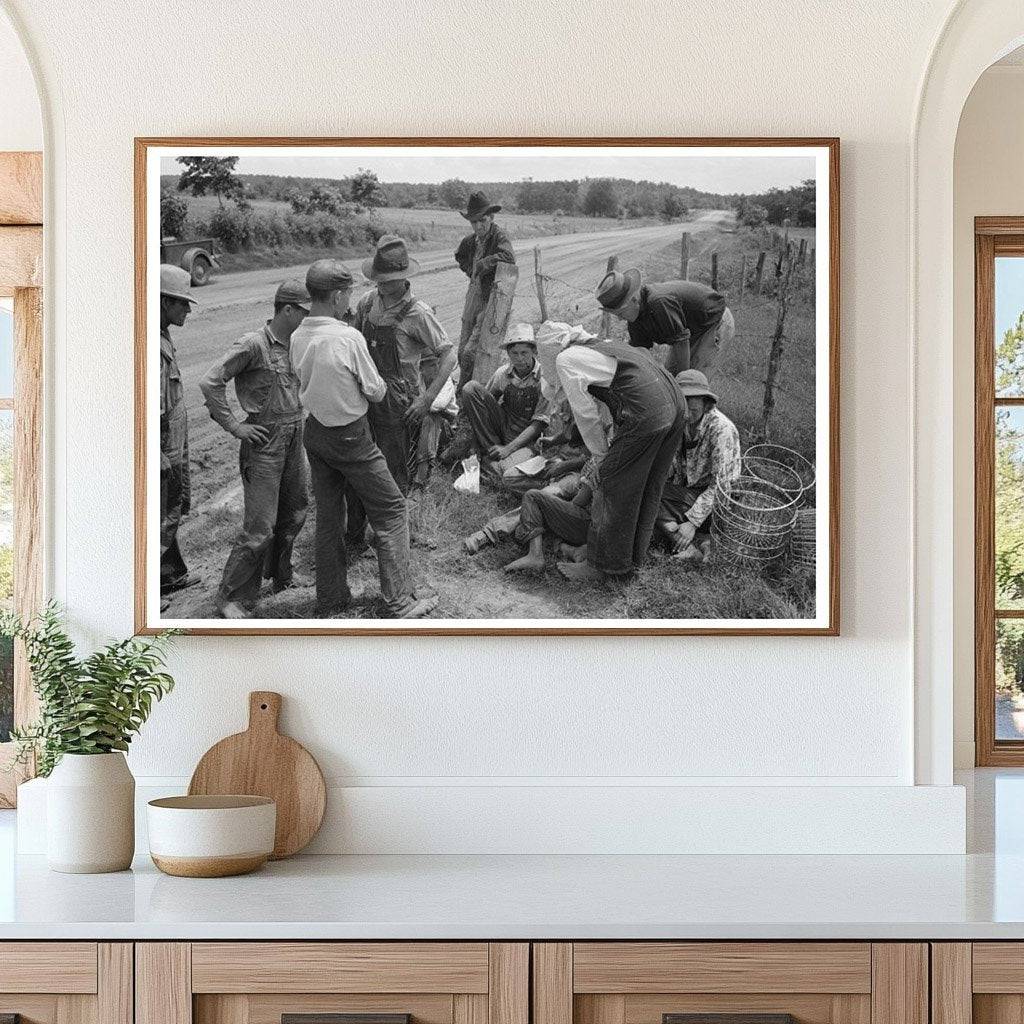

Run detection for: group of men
[[158, 189, 741, 619]]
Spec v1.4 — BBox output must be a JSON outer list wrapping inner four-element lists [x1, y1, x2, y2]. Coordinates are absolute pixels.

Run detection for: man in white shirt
[[554, 336, 687, 581], [291, 259, 437, 620]]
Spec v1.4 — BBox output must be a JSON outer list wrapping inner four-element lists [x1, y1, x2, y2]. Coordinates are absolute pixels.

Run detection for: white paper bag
[[453, 454, 480, 494]]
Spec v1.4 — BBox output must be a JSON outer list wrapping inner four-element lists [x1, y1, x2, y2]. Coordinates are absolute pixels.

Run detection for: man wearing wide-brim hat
[[199, 278, 312, 618], [348, 234, 457, 545], [454, 191, 516, 386], [158, 264, 200, 608], [656, 369, 741, 561], [596, 269, 734, 377]]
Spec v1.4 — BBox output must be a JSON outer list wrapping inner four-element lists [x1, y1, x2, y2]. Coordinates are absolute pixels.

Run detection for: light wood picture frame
[[135, 137, 840, 636], [0, 150, 43, 806]]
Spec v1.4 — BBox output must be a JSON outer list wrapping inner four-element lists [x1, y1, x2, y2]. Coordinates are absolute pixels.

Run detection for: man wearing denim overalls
[[348, 235, 456, 548]]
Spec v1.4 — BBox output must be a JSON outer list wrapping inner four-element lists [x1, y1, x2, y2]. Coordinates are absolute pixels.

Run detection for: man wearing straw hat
[[657, 369, 740, 562], [158, 264, 201, 608], [595, 270, 734, 377], [348, 235, 456, 546]]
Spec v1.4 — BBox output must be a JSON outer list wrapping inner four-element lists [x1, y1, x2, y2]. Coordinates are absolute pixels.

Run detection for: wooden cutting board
[[188, 691, 326, 859]]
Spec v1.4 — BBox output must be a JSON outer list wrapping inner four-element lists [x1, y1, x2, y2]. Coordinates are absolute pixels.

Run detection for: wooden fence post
[[753, 251, 766, 294], [680, 232, 690, 280], [711, 252, 719, 291], [600, 254, 618, 337], [534, 246, 548, 322], [739, 253, 748, 306], [761, 247, 795, 439]]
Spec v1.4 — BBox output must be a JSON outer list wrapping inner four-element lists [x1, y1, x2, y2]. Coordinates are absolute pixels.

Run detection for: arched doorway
[[914, 0, 1024, 785]]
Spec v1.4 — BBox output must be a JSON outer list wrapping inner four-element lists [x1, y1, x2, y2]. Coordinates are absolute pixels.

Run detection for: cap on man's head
[[159, 264, 199, 305], [503, 322, 536, 349], [306, 259, 354, 295], [274, 278, 310, 308]]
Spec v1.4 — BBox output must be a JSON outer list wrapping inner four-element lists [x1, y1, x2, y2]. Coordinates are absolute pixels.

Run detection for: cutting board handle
[[248, 691, 282, 734]]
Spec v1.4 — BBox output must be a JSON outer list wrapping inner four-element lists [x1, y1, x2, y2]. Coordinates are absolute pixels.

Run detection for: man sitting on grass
[[657, 369, 741, 563], [460, 323, 550, 477]]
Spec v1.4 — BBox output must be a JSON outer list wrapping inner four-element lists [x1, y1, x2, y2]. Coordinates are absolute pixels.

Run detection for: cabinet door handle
[[283, 1015, 412, 1024], [664, 1016, 797, 1024]]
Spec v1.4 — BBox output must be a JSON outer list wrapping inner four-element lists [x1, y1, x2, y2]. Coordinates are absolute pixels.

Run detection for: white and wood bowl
[[147, 795, 276, 877]]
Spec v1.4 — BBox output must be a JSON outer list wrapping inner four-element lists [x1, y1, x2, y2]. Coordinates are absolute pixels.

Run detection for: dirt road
[[163, 214, 727, 620]]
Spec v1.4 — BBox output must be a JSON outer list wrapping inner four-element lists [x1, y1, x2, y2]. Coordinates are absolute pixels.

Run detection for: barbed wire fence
[[524, 219, 814, 439]]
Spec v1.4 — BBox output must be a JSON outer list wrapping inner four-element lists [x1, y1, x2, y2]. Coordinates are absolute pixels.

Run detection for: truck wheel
[[190, 256, 212, 286]]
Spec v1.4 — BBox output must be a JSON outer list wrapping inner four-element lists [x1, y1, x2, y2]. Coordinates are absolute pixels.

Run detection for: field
[[161, 212, 819, 622], [178, 197, 650, 273]]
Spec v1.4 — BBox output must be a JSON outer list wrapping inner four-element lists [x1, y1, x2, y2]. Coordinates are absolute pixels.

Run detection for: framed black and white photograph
[[135, 137, 839, 635]]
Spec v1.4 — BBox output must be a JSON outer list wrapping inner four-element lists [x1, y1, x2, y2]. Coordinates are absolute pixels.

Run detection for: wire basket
[[743, 444, 815, 506], [710, 475, 798, 570], [790, 508, 816, 571]]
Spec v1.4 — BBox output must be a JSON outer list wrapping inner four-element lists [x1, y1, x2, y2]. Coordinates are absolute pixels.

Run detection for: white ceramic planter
[[46, 752, 135, 873]]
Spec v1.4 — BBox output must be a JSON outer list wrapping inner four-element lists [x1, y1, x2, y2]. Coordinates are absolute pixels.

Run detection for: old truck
[[160, 236, 220, 286]]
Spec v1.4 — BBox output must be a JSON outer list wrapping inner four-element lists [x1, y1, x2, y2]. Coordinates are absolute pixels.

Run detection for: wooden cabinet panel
[[195, 992, 456, 1024], [573, 944, 873, 995], [973, 945, 1024, 993], [870, 945, 927, 1024], [0, 943, 98, 994], [0, 943, 129, 1024], [192, 943, 490, 995], [534, 944, 573, 1024]]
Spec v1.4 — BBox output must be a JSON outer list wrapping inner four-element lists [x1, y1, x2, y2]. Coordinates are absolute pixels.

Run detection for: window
[[975, 220, 1024, 764]]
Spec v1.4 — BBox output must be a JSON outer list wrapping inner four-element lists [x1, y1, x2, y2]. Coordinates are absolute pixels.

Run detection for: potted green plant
[[2, 603, 177, 873]]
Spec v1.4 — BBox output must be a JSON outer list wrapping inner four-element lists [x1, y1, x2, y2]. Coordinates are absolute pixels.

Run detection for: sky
[[159, 146, 818, 194], [997, 256, 1024, 340]]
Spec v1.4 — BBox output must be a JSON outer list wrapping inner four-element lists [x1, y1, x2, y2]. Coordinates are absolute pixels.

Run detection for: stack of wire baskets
[[710, 443, 815, 572]]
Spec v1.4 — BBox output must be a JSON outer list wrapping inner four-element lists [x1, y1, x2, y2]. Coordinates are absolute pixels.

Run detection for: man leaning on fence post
[[454, 191, 516, 387], [158, 264, 200, 610], [596, 268, 735, 378], [199, 279, 312, 619]]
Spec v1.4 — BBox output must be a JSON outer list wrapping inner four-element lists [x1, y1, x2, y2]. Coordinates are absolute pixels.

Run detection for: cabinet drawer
[[572, 944, 872, 994], [0, 942, 98, 993], [191, 943, 490, 993], [0, 942, 130, 1024], [534, 944, 925, 1024], [139, 942, 528, 1024]]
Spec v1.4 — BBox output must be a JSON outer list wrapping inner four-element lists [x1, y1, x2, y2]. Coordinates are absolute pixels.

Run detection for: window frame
[[975, 217, 1024, 765], [0, 151, 43, 806]]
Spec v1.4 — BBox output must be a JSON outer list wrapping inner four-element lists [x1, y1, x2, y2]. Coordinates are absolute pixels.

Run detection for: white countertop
[[1, 850, 1023, 940], [1, 770, 1022, 941]]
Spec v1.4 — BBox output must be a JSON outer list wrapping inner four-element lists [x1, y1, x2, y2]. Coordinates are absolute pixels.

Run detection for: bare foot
[[556, 561, 606, 582], [556, 542, 588, 563], [504, 553, 545, 573]]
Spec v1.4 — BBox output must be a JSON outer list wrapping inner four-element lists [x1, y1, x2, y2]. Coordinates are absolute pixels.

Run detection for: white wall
[[0, 0, 974, 851], [0, 7, 40, 151], [952, 65, 1024, 768]]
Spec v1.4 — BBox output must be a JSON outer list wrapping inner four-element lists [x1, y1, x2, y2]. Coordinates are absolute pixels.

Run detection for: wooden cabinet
[[532, 944, 928, 1024], [931, 943, 1024, 1024], [0, 942, 132, 1024], [136, 943, 528, 1024]]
